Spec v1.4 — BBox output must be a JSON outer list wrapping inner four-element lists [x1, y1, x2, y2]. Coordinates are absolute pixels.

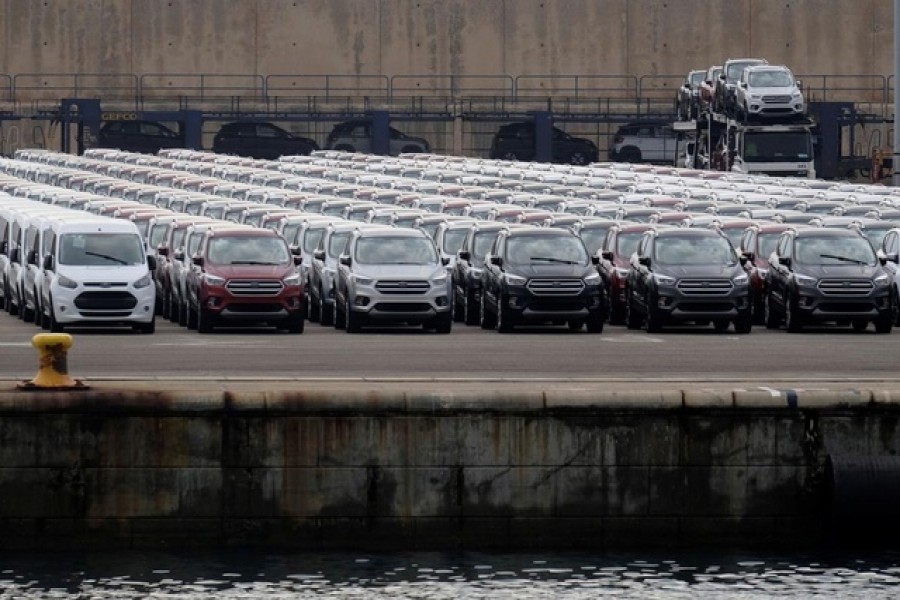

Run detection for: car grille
[[678, 302, 735, 312], [83, 282, 128, 288], [529, 300, 587, 312], [375, 281, 430, 295], [818, 302, 877, 312], [226, 303, 283, 313], [762, 95, 793, 103], [676, 279, 734, 296], [526, 279, 585, 296], [373, 302, 432, 312], [818, 279, 874, 296], [226, 280, 284, 296], [74, 291, 137, 311]]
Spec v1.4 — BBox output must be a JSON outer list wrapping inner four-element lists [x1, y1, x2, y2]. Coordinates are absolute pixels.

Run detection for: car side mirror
[[314, 249, 325, 261], [147, 255, 157, 271], [441, 256, 450, 266], [638, 256, 651, 268], [157, 245, 169, 257], [192, 255, 204, 267], [740, 82, 748, 88], [458, 250, 470, 261], [27, 250, 37, 265], [780, 256, 792, 269], [9, 247, 19, 263], [293, 255, 303, 266], [339, 255, 351, 267], [796, 79, 803, 89], [489, 255, 502, 267], [741, 251, 755, 264], [174, 250, 185, 261], [601, 250, 613, 261], [884, 251, 899, 264], [290, 245, 301, 256], [42, 254, 54, 271]]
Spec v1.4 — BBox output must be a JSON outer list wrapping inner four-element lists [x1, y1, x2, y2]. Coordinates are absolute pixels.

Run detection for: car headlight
[[352, 274, 374, 286], [653, 273, 677, 286], [133, 274, 153, 289], [204, 274, 225, 286], [584, 272, 601, 284], [733, 273, 748, 285], [430, 273, 448, 285], [283, 273, 301, 286], [794, 274, 817, 287], [504, 273, 527, 286], [874, 274, 891, 288], [57, 275, 78, 289]]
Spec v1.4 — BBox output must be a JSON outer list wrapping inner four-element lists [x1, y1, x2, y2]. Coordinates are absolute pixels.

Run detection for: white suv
[[734, 65, 805, 122]]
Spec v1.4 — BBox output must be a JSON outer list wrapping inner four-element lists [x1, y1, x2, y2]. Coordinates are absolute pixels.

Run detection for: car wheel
[[618, 147, 641, 163], [453, 293, 464, 322], [135, 318, 156, 334], [187, 301, 198, 330], [752, 293, 766, 326], [851, 319, 869, 332], [624, 289, 642, 330], [496, 295, 514, 333], [586, 309, 604, 333], [480, 293, 496, 329], [713, 319, 730, 332], [501, 151, 521, 161], [319, 287, 333, 326], [33, 291, 42, 328], [764, 293, 781, 329], [333, 296, 346, 330], [40, 301, 50, 330], [308, 290, 320, 322], [48, 296, 63, 333], [464, 290, 480, 326], [733, 311, 752, 334], [345, 304, 362, 333], [784, 295, 803, 333], [21, 291, 34, 323], [178, 300, 188, 327], [568, 320, 584, 331], [608, 292, 626, 325], [874, 312, 893, 334], [568, 151, 589, 166], [433, 312, 453, 334], [893, 287, 900, 326], [197, 307, 214, 334], [644, 293, 662, 333]]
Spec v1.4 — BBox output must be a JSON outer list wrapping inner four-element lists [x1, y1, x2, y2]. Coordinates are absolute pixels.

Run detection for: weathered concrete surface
[[0, 381, 897, 550], [0, 0, 891, 91]]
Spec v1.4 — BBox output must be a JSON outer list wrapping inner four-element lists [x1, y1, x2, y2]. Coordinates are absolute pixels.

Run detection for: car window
[[505, 235, 588, 265], [356, 236, 438, 265], [654, 235, 736, 266], [257, 124, 283, 138], [795, 236, 875, 265], [208, 236, 290, 265], [59, 233, 144, 266]]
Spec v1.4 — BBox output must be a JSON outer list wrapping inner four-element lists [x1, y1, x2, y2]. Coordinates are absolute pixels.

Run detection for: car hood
[[208, 264, 294, 279], [747, 85, 800, 96], [513, 264, 593, 278], [799, 264, 883, 279], [659, 264, 743, 278], [356, 264, 445, 280]]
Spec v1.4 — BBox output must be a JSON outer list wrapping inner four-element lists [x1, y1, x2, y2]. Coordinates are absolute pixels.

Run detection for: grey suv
[[325, 120, 430, 155], [608, 122, 678, 164], [334, 228, 452, 333], [625, 228, 752, 333]]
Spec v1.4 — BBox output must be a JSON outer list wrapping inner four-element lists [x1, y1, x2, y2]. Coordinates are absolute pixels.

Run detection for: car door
[[630, 234, 652, 311], [482, 234, 505, 310], [768, 234, 793, 310]]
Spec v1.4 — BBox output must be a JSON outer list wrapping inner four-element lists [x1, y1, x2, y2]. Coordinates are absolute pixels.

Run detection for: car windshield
[[207, 236, 290, 265], [148, 224, 169, 248], [758, 233, 781, 261], [59, 233, 145, 266], [727, 61, 760, 82], [328, 232, 353, 257], [303, 228, 326, 254], [355, 236, 438, 265], [794, 236, 876, 266], [473, 232, 499, 264], [616, 232, 645, 258], [654, 235, 737, 266], [579, 225, 614, 255], [863, 227, 891, 251], [690, 71, 705, 86], [443, 229, 468, 254], [721, 228, 744, 249], [743, 132, 811, 162], [281, 223, 301, 245], [748, 70, 793, 88], [505, 235, 588, 265]]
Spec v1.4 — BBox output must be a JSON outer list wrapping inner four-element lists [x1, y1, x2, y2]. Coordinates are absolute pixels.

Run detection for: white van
[[39, 218, 156, 333], [3, 201, 66, 319]]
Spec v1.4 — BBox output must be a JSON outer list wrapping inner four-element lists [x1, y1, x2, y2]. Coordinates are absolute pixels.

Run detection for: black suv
[[96, 120, 184, 154], [764, 228, 894, 333], [454, 222, 520, 326], [489, 122, 599, 165], [480, 228, 606, 333], [624, 228, 752, 333], [212, 122, 318, 159]]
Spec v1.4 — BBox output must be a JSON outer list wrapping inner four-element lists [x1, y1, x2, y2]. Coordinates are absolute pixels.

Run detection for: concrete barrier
[[0, 383, 898, 550]]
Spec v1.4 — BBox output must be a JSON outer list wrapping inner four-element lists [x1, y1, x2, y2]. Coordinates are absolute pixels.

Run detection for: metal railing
[[139, 73, 265, 100], [0, 75, 12, 102], [12, 73, 138, 99], [389, 75, 514, 98], [637, 75, 684, 100], [796, 74, 889, 104], [265, 75, 389, 99], [514, 75, 639, 100]]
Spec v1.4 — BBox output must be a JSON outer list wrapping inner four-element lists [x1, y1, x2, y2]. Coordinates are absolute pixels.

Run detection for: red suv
[[186, 228, 305, 333], [738, 223, 795, 325], [599, 223, 667, 325]]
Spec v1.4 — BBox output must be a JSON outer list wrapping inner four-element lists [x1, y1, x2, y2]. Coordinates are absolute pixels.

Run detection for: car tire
[[608, 295, 626, 326], [401, 145, 422, 154], [178, 300, 188, 327], [874, 313, 893, 334], [644, 293, 662, 333], [586, 310, 604, 333], [751, 293, 766, 326], [501, 152, 521, 161], [21, 291, 34, 323], [624, 289, 642, 330], [345, 304, 362, 333], [568, 151, 589, 166], [135, 318, 156, 334], [197, 307, 214, 334], [48, 296, 63, 333], [480, 293, 496, 329], [287, 310, 305, 334], [319, 287, 333, 326], [464, 290, 480, 326], [40, 302, 50, 330], [764, 293, 780, 329], [784, 295, 803, 333], [713, 319, 730, 332], [308, 291, 320, 322], [496, 295, 514, 333], [433, 312, 452, 334], [851, 319, 869, 332], [568, 320, 584, 331], [453, 294, 464, 322], [333, 297, 346, 330], [733, 311, 752, 334], [618, 147, 641, 163], [187, 301, 198, 330]]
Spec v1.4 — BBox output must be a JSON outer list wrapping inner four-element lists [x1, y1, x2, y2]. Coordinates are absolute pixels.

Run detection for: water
[[1, 550, 899, 598]]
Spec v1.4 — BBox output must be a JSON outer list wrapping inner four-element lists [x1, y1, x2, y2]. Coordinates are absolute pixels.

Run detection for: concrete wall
[[0, 1, 891, 94], [0, 387, 897, 550]]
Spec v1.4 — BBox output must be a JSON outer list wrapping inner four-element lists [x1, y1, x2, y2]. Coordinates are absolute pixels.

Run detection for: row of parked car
[[2, 145, 900, 335], [676, 57, 807, 123]]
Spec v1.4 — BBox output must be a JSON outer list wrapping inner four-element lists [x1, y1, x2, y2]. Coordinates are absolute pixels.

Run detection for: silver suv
[[334, 228, 452, 333], [734, 65, 805, 122], [609, 122, 678, 164]]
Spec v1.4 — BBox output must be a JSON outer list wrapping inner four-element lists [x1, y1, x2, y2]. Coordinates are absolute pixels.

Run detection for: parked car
[[333, 227, 452, 333], [325, 120, 430, 155], [96, 120, 184, 154], [764, 227, 893, 333], [489, 122, 599, 165], [734, 65, 805, 122], [676, 69, 706, 120], [212, 122, 318, 159], [738, 222, 796, 324], [480, 227, 606, 332], [624, 227, 752, 333], [184, 227, 305, 333], [598, 222, 663, 325], [608, 122, 678, 164], [714, 57, 769, 116], [698, 65, 723, 113]]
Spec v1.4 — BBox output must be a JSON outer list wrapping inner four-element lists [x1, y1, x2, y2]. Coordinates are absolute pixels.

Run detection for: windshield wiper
[[84, 251, 129, 265], [819, 254, 869, 265], [230, 260, 280, 265], [530, 256, 579, 264]]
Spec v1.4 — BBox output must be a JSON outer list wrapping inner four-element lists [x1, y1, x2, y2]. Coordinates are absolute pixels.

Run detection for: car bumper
[[794, 291, 892, 321], [505, 286, 605, 322], [51, 283, 156, 325]]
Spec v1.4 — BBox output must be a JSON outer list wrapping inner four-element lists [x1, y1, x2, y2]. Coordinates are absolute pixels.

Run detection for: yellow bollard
[[18, 333, 88, 390]]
